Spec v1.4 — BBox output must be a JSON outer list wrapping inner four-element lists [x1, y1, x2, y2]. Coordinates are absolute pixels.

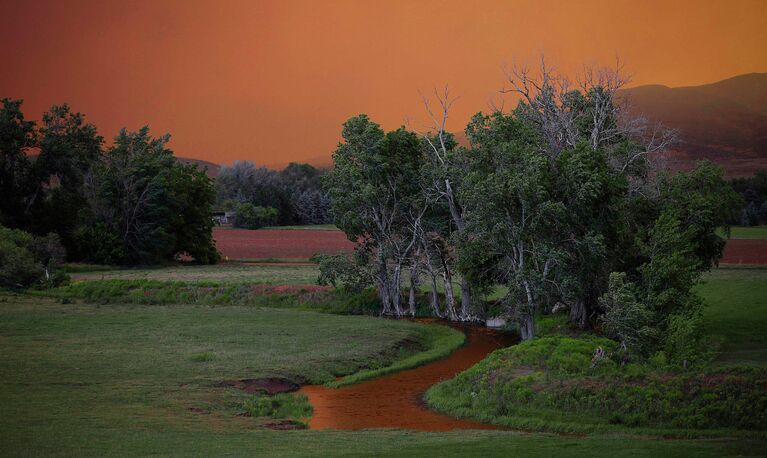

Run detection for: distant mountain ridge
[[619, 73, 767, 176], [183, 73, 767, 178], [175, 157, 221, 179]]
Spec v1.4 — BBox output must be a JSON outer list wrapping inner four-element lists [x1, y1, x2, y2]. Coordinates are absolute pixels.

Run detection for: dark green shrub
[[242, 393, 312, 419], [599, 272, 657, 356], [0, 225, 69, 289], [234, 202, 279, 229]]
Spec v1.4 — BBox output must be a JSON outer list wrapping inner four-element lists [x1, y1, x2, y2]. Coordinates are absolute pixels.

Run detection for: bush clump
[[234, 202, 279, 229], [242, 393, 312, 420], [0, 225, 69, 289]]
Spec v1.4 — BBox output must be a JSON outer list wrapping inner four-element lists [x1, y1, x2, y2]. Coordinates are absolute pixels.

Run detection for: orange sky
[[1, 0, 766, 167]]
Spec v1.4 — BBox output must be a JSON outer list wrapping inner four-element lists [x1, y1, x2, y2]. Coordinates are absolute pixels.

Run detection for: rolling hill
[[619, 73, 767, 176], [176, 157, 221, 178]]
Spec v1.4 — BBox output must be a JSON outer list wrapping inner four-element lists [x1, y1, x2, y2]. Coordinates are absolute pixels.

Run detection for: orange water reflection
[[298, 323, 512, 431]]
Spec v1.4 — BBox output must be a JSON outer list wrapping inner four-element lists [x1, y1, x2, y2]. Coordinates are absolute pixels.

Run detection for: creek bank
[[299, 324, 513, 431]]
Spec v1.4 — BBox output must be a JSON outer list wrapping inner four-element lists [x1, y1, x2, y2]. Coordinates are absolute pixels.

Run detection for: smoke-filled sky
[[1, 0, 766, 167]]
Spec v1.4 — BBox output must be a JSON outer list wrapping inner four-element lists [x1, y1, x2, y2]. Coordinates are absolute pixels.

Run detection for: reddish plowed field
[[213, 228, 767, 265], [213, 228, 353, 260], [721, 239, 767, 265]]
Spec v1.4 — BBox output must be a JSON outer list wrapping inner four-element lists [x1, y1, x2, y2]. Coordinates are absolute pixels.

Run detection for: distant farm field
[[213, 226, 767, 265], [213, 227, 353, 261], [721, 240, 767, 265]]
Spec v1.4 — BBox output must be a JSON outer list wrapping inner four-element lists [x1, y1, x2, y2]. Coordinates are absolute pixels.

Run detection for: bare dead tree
[[501, 56, 677, 174], [416, 86, 475, 321], [501, 56, 580, 157]]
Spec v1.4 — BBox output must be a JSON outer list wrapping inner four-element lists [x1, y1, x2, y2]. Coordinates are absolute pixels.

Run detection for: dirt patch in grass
[[249, 284, 332, 295], [219, 377, 302, 395], [261, 419, 306, 430]]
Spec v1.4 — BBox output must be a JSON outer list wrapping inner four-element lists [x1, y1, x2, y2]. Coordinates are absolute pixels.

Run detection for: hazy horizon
[[2, 0, 766, 165]]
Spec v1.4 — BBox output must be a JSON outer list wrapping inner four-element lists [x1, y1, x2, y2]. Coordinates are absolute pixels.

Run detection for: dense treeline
[[215, 161, 331, 228], [730, 170, 767, 225], [324, 61, 741, 364], [0, 98, 219, 270]]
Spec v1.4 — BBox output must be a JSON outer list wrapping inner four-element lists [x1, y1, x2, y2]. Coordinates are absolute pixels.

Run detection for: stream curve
[[298, 324, 512, 431]]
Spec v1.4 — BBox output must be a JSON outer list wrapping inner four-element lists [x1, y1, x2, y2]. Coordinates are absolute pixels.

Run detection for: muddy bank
[[298, 324, 513, 431], [219, 377, 301, 395]]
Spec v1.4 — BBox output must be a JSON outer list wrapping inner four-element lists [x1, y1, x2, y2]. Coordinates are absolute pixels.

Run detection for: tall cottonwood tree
[[325, 115, 426, 316], [0, 99, 37, 228], [31, 105, 103, 255], [82, 127, 218, 264]]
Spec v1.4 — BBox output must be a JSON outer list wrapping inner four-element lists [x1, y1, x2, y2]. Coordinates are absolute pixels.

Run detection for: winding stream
[[298, 324, 512, 431]]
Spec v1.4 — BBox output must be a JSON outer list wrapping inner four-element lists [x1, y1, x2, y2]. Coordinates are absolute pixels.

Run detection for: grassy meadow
[[68, 262, 321, 285], [1, 264, 765, 456], [725, 225, 767, 240]]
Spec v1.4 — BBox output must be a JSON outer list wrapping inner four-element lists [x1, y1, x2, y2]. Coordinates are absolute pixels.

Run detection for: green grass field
[[699, 267, 767, 366], [2, 267, 766, 455], [721, 225, 767, 239], [69, 263, 321, 285]]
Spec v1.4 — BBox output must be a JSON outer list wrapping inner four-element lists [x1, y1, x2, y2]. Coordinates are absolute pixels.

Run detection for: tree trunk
[[377, 251, 391, 315], [429, 269, 442, 318], [521, 279, 536, 340], [569, 298, 587, 328], [520, 313, 535, 340], [391, 263, 403, 316], [408, 263, 419, 317], [460, 277, 472, 320], [442, 266, 457, 321]]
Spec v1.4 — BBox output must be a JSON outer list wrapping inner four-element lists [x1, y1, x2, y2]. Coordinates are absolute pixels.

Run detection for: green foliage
[[324, 115, 427, 315], [81, 127, 218, 264], [233, 202, 278, 229], [0, 226, 42, 288], [599, 272, 656, 355], [664, 309, 708, 367], [659, 161, 741, 267], [460, 114, 565, 337], [242, 393, 312, 421], [215, 161, 329, 226], [31, 104, 103, 255], [312, 252, 371, 292], [730, 169, 767, 225], [190, 351, 215, 362], [1, 101, 218, 266], [0, 225, 69, 289], [0, 98, 37, 229], [74, 223, 125, 265]]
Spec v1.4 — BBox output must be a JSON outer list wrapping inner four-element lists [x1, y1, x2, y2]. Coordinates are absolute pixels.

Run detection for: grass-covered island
[[426, 267, 767, 438]]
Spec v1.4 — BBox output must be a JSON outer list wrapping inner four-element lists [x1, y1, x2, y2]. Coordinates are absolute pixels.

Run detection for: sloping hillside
[[176, 157, 221, 178], [620, 73, 767, 176]]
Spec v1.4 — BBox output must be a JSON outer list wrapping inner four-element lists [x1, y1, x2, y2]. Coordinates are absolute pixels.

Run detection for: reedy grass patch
[[242, 393, 313, 421]]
